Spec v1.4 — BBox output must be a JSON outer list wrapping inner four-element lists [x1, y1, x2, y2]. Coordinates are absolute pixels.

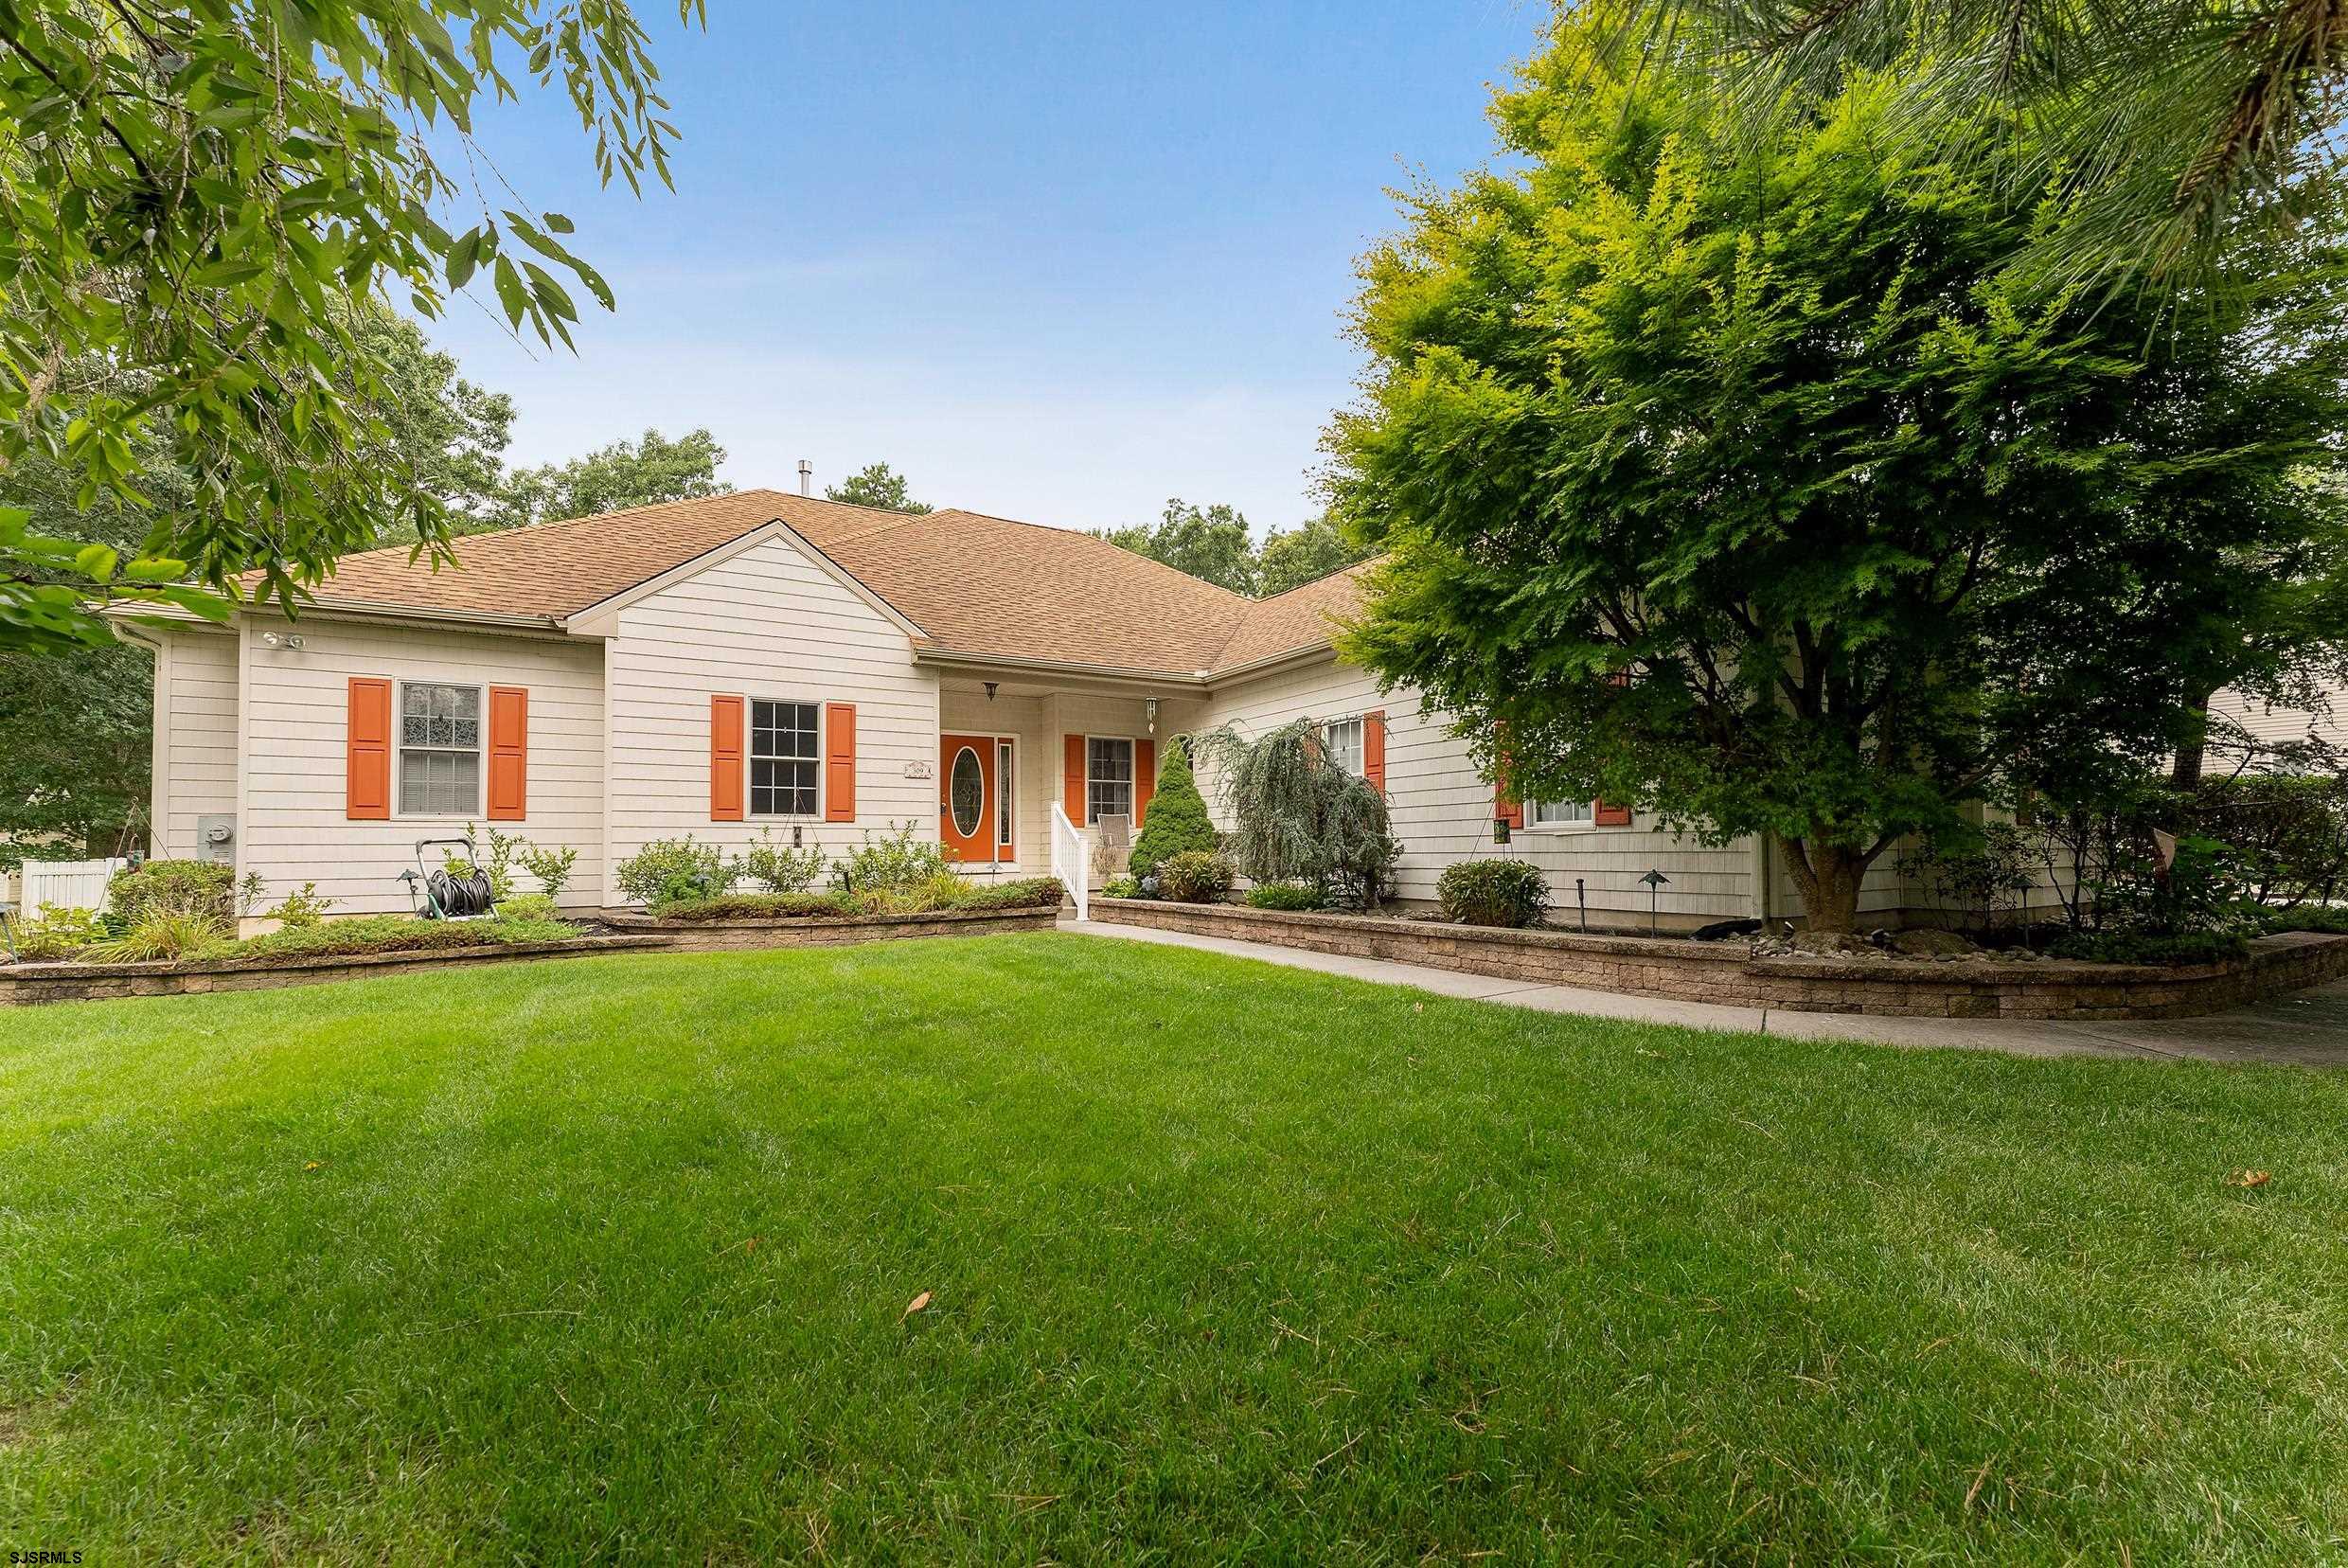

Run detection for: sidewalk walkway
[[1062, 918, 2348, 1067]]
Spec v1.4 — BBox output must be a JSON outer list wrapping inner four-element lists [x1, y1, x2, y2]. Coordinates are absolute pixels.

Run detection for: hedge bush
[[614, 837, 737, 906], [2047, 931, 2250, 967], [1157, 850, 1236, 904], [1130, 740, 1218, 880], [1244, 881, 1323, 911], [193, 914, 581, 962], [8, 904, 105, 962], [2265, 904, 2348, 935], [838, 823, 950, 892], [650, 878, 1063, 922], [1100, 875, 1144, 900], [1438, 859, 1550, 928], [106, 860, 235, 925]]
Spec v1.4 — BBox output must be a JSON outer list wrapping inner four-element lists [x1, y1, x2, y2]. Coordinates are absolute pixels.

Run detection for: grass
[[2, 933, 2342, 1562]]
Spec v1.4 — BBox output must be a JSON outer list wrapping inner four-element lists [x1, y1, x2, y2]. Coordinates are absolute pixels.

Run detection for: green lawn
[[2, 934, 2342, 1562]]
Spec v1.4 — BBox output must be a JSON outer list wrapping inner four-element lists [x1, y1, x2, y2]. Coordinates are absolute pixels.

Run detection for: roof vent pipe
[[798, 458, 812, 496]]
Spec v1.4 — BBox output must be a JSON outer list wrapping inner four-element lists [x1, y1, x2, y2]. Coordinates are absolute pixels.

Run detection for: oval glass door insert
[[949, 746, 984, 837]]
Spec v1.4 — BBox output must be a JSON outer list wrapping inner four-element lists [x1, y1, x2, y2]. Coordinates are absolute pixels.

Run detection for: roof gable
[[256, 489, 1363, 679]]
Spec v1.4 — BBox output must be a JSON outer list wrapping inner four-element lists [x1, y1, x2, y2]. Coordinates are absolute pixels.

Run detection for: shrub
[[1438, 859, 1550, 928], [1130, 739, 1219, 879], [2180, 774, 2348, 907], [2049, 931, 2250, 967], [2266, 904, 2348, 934], [196, 913, 579, 962], [649, 891, 852, 921], [1191, 720, 1401, 909], [1100, 875, 1144, 900], [497, 892, 561, 923], [264, 882, 336, 929], [647, 875, 1060, 921], [739, 827, 827, 893], [517, 842, 579, 899], [2092, 834, 2266, 937], [94, 909, 228, 962], [1244, 881, 1323, 911], [9, 903, 105, 962], [958, 877, 1065, 911], [615, 836, 737, 907], [107, 860, 234, 925], [837, 823, 948, 893], [1157, 849, 1236, 903]]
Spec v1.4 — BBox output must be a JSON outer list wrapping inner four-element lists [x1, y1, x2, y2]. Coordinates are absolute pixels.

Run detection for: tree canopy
[[0, 0, 700, 653], [1610, 0, 2348, 286], [1329, 20, 2348, 930], [496, 428, 729, 528], [825, 461, 932, 515], [1097, 501, 1374, 597]]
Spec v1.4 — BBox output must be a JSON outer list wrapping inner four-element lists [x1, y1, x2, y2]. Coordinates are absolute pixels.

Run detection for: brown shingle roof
[[1205, 563, 1370, 672], [818, 508, 1255, 676], [265, 489, 1361, 678], [260, 490, 889, 622]]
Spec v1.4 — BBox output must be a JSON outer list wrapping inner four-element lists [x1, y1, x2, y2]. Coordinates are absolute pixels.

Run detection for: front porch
[[932, 664, 1208, 890]]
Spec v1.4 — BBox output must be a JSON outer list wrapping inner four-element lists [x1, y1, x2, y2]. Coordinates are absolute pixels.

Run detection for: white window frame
[[1085, 735, 1136, 827], [1526, 798, 1596, 831], [396, 679, 486, 820], [748, 697, 824, 820], [1320, 716, 1365, 777], [996, 737, 1017, 857]]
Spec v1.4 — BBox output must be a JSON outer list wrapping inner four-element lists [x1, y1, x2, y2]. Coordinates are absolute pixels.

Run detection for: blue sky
[[427, 0, 1546, 535]]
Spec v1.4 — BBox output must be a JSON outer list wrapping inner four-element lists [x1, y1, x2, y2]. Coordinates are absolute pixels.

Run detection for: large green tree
[[825, 461, 932, 515], [1094, 499, 1259, 595], [1330, 25, 2348, 931], [495, 428, 729, 527], [0, 0, 698, 652], [1613, 0, 2348, 284], [1256, 513, 1374, 596]]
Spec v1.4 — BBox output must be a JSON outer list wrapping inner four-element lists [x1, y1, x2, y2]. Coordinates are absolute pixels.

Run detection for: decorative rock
[[1887, 928, 1981, 958]]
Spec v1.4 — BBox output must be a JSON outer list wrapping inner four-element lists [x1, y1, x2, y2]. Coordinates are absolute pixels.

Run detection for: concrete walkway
[[1062, 918, 2348, 1067]]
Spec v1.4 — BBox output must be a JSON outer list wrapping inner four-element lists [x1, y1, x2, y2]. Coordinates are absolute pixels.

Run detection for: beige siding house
[[123, 487, 1988, 931]]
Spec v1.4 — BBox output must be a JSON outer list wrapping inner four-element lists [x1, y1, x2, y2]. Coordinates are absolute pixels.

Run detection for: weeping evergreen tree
[[1130, 739, 1218, 879], [1192, 721, 1403, 909]]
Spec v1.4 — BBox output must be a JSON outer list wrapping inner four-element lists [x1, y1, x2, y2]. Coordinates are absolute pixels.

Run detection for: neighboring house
[[115, 489, 2027, 930]]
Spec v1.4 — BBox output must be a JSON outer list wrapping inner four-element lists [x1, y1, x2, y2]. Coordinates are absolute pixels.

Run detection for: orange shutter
[[486, 686, 527, 821], [1363, 710, 1386, 796], [1063, 735, 1087, 823], [1133, 738, 1155, 826], [1493, 721, 1522, 829], [347, 677, 392, 821], [825, 703, 857, 822], [1594, 800, 1632, 827], [710, 695, 745, 822]]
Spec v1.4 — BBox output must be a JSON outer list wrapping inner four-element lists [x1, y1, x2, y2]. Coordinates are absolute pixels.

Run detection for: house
[[120, 489, 1960, 931]]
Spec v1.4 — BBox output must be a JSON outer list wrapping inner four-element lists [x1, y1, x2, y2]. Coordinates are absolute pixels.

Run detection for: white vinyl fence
[[16, 858, 129, 915]]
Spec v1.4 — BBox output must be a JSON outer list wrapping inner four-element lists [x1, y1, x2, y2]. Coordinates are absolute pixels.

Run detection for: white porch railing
[[18, 857, 129, 915], [1049, 802, 1087, 922]]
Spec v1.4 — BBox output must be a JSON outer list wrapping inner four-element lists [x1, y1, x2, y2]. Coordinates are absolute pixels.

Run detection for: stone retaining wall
[[0, 935, 674, 1007], [600, 905, 1062, 951], [1089, 900, 2348, 1021]]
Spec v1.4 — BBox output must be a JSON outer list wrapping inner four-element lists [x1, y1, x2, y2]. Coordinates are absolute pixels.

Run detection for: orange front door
[[939, 735, 997, 865]]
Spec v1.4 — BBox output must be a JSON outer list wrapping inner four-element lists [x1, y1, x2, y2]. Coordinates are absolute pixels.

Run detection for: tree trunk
[[2170, 686, 2217, 791], [1783, 838, 1871, 934]]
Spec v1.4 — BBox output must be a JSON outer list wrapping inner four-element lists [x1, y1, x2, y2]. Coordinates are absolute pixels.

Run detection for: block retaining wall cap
[[1087, 899, 2348, 1022]]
